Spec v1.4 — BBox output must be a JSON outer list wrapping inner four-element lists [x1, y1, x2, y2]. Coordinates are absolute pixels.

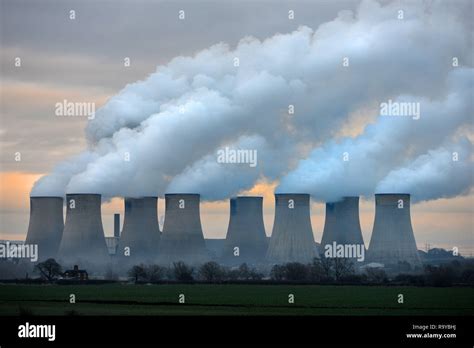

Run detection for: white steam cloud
[[278, 70, 474, 202], [32, 0, 473, 203], [377, 138, 473, 201]]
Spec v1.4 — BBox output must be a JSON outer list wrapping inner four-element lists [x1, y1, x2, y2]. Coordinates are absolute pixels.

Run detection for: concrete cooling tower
[[320, 196, 365, 258], [221, 196, 268, 265], [158, 194, 209, 265], [58, 194, 109, 263], [266, 193, 318, 263], [367, 194, 421, 267], [117, 197, 160, 262], [25, 196, 64, 261]]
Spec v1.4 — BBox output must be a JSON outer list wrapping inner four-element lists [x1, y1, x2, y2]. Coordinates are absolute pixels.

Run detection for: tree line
[[29, 257, 474, 286]]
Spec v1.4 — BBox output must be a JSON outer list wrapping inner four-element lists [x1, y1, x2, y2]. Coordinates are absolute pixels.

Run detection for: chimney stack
[[114, 213, 120, 238]]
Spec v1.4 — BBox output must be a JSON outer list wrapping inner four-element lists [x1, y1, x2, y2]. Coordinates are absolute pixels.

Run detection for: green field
[[0, 283, 472, 316]]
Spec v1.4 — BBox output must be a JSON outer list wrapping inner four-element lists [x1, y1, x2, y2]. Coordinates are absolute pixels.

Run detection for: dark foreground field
[[0, 284, 472, 316]]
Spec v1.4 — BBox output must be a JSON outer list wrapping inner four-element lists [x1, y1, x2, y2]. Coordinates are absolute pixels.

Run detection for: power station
[[25, 196, 64, 260], [320, 196, 365, 258], [58, 194, 109, 264], [367, 193, 421, 267], [22, 191, 424, 270], [266, 193, 318, 263], [117, 197, 161, 262], [221, 196, 268, 265], [158, 194, 209, 265]]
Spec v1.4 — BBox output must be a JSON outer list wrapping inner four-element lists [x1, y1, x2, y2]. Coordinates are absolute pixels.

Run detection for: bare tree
[[284, 262, 309, 281], [145, 264, 166, 282], [319, 257, 334, 279], [198, 261, 224, 282], [238, 263, 250, 280], [172, 261, 194, 282], [333, 258, 355, 281], [34, 258, 62, 282], [248, 269, 264, 281], [128, 264, 146, 283], [270, 265, 286, 281], [308, 258, 325, 282]]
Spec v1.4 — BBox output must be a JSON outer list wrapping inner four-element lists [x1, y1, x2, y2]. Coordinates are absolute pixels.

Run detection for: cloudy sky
[[0, 0, 472, 255]]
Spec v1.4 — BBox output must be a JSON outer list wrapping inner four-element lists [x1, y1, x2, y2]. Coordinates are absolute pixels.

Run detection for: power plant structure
[[158, 194, 209, 265], [117, 197, 160, 262], [114, 213, 120, 238], [320, 196, 365, 258], [22, 191, 424, 271], [367, 194, 421, 267], [266, 193, 318, 263], [25, 196, 64, 260], [221, 196, 268, 265], [58, 194, 109, 264]]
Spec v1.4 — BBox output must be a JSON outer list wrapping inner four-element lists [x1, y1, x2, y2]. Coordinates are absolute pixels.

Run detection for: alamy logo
[[380, 99, 420, 120], [217, 147, 257, 167], [18, 322, 56, 341], [0, 242, 38, 262], [324, 242, 365, 262], [55, 99, 95, 119]]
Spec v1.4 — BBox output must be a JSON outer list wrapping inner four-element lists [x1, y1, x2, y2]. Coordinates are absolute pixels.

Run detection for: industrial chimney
[[266, 193, 318, 263], [158, 194, 209, 265], [367, 194, 421, 267], [58, 194, 109, 263], [221, 196, 268, 265], [117, 197, 160, 262], [25, 196, 64, 260], [114, 213, 120, 238], [320, 196, 365, 258]]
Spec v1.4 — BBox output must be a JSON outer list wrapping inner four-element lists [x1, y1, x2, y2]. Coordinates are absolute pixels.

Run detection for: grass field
[[0, 283, 472, 316]]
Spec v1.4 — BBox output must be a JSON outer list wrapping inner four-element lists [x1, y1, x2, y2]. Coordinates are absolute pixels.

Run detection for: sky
[[0, 0, 473, 255]]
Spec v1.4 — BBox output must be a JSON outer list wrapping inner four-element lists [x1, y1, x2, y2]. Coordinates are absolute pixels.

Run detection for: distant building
[[63, 265, 88, 280], [360, 262, 385, 270], [419, 248, 464, 265]]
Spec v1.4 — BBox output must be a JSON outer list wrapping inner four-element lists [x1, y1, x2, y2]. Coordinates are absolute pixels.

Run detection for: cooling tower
[[158, 194, 209, 265], [266, 193, 318, 263], [58, 194, 109, 263], [367, 194, 421, 267], [25, 196, 64, 260], [320, 196, 365, 257], [117, 197, 160, 262], [221, 196, 268, 265]]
